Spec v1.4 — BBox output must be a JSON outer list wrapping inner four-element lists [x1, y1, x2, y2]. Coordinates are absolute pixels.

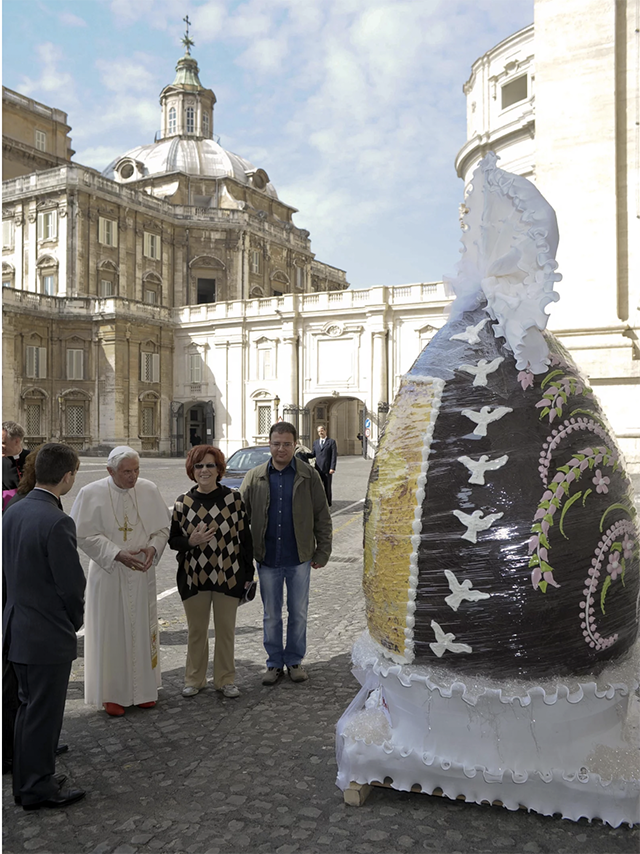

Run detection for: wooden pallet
[[344, 779, 511, 809]]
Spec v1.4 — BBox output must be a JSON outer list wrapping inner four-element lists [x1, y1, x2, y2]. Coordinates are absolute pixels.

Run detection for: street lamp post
[[274, 394, 280, 422]]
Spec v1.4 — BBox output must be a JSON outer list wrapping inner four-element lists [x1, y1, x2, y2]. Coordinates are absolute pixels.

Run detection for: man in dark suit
[[3, 443, 86, 810], [309, 425, 338, 506]]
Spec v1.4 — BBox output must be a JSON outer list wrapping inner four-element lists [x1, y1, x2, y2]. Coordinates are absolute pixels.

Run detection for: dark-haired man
[[3, 443, 86, 810], [241, 422, 332, 685]]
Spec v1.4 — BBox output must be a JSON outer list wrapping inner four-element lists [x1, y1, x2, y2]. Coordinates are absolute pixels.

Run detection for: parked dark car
[[219, 444, 313, 490]]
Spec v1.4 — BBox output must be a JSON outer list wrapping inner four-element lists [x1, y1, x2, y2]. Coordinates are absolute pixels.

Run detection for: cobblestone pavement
[[3, 458, 639, 854]]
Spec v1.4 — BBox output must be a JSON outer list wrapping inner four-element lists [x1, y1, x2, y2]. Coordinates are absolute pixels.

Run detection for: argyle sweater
[[169, 485, 254, 601]]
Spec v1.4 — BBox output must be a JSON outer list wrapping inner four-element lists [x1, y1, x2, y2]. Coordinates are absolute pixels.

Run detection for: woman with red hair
[[169, 445, 254, 698]]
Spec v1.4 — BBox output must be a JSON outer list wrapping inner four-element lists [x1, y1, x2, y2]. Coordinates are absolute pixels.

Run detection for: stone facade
[[2, 53, 347, 455], [172, 282, 448, 457], [2, 87, 75, 180]]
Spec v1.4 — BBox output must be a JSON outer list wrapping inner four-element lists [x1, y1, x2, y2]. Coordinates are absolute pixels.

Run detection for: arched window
[[186, 106, 195, 134], [202, 113, 209, 136], [168, 106, 176, 134]]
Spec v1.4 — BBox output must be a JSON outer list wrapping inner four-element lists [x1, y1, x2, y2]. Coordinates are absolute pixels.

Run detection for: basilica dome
[[101, 48, 277, 198], [102, 137, 278, 198]]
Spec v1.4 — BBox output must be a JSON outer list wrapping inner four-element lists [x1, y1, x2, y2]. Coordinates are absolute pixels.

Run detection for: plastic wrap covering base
[[336, 635, 640, 828]]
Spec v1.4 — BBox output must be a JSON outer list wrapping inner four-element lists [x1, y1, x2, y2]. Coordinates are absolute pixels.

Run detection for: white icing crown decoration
[[445, 152, 562, 374]]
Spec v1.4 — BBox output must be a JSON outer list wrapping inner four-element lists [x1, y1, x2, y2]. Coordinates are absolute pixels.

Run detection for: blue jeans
[[258, 561, 311, 668]]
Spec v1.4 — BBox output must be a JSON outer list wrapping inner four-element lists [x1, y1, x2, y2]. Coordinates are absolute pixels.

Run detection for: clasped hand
[[189, 521, 217, 547], [116, 547, 155, 572]]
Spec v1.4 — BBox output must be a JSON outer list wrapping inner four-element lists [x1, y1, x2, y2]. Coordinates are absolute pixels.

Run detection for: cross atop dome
[[181, 14, 194, 56]]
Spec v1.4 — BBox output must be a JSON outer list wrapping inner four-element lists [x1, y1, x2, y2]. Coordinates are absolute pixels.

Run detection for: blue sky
[[3, 0, 533, 288]]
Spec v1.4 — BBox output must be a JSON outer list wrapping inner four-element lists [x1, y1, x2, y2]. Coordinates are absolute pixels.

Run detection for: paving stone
[[2, 460, 639, 854]]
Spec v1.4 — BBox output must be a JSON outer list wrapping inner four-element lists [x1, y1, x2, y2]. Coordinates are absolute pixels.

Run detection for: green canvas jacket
[[240, 457, 332, 567]]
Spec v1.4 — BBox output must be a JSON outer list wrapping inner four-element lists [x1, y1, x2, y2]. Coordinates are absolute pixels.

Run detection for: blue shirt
[[263, 458, 300, 567]]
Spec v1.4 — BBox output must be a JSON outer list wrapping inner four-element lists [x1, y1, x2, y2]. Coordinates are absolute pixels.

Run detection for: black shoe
[[14, 774, 68, 805], [23, 787, 85, 811], [55, 743, 69, 756]]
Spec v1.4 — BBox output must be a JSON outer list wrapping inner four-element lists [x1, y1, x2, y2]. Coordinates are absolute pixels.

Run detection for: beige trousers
[[182, 591, 239, 689]]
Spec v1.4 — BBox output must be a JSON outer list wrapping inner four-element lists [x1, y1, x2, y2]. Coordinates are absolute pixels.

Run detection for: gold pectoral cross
[[119, 514, 134, 542]]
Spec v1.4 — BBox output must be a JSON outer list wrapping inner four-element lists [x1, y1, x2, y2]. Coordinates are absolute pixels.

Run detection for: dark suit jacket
[[2, 489, 85, 665], [2, 449, 30, 491], [311, 437, 337, 474]]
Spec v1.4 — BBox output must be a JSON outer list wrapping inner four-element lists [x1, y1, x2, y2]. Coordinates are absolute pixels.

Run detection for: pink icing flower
[[518, 370, 534, 390], [622, 534, 634, 560], [531, 567, 542, 589], [592, 470, 610, 494], [543, 571, 560, 588], [607, 551, 621, 580]]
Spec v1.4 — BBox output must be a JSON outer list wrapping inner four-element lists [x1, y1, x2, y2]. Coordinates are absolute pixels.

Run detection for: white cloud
[[18, 42, 76, 102], [58, 10, 87, 27]]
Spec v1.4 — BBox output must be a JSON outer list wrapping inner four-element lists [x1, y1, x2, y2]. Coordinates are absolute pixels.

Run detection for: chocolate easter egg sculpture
[[337, 154, 640, 827]]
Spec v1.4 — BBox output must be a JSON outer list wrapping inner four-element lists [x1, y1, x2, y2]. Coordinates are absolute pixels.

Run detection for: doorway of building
[[306, 396, 364, 456]]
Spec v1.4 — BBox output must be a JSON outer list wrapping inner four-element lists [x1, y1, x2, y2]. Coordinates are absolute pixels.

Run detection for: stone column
[[57, 203, 68, 296], [26, 206, 37, 292]]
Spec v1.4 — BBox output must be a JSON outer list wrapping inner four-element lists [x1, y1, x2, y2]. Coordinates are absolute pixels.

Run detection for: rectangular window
[[295, 266, 304, 289], [258, 405, 272, 436], [66, 405, 84, 436], [189, 354, 202, 384], [37, 210, 57, 241], [141, 407, 155, 436], [26, 346, 47, 379], [258, 348, 272, 380], [3, 280, 12, 289], [2, 219, 13, 248], [144, 288, 158, 304], [250, 250, 261, 274], [196, 278, 215, 304], [202, 112, 209, 136], [25, 403, 41, 437], [35, 130, 46, 151], [186, 106, 195, 134], [67, 349, 84, 380], [99, 279, 115, 297], [42, 275, 56, 296], [140, 352, 160, 383], [168, 106, 177, 134], [501, 75, 528, 109], [98, 216, 118, 247], [143, 231, 161, 260]]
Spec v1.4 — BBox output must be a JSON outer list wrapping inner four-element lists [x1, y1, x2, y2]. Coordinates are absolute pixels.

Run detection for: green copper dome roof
[[172, 55, 203, 89]]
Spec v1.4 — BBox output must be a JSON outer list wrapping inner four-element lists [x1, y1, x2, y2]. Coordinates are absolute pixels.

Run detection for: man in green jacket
[[241, 422, 332, 685]]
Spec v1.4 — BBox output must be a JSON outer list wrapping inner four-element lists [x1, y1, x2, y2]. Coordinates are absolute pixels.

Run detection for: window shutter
[[152, 353, 160, 383], [144, 232, 150, 257], [68, 349, 84, 380], [26, 346, 35, 378], [2, 220, 12, 247], [37, 213, 43, 240], [38, 347, 47, 379], [112, 221, 118, 248], [99, 217, 105, 244], [140, 353, 147, 382], [49, 212, 57, 240]]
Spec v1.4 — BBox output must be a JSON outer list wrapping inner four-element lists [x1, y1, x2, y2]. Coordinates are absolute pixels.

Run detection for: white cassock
[[70, 476, 170, 707]]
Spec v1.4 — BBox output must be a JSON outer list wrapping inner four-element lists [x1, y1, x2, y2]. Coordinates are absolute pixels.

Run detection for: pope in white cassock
[[70, 447, 170, 716]]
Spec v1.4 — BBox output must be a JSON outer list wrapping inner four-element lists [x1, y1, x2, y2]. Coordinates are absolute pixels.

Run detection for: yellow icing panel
[[363, 378, 440, 657]]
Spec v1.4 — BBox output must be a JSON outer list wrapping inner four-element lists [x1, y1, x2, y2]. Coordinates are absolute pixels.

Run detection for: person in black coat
[[308, 425, 338, 506], [2, 443, 86, 810], [2, 421, 29, 511]]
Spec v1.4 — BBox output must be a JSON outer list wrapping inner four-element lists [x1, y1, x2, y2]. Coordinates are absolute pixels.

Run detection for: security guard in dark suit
[[3, 443, 86, 810]]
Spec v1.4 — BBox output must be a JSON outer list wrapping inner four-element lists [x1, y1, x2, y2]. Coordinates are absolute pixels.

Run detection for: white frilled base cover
[[336, 632, 640, 827]]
